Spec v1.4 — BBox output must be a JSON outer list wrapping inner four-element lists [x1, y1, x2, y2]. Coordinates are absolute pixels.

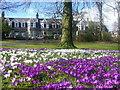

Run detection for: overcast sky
[[0, 0, 119, 31]]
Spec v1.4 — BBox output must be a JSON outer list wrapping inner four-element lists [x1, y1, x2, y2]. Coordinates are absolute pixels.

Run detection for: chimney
[[36, 12, 39, 19], [1, 11, 5, 19]]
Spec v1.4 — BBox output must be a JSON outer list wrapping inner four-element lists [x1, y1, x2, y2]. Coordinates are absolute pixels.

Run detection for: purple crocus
[[18, 78, 23, 82], [31, 80, 37, 84], [76, 85, 85, 88], [12, 82, 18, 86]]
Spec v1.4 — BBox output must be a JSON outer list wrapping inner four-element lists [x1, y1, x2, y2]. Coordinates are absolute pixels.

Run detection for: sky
[[0, 1, 119, 31]]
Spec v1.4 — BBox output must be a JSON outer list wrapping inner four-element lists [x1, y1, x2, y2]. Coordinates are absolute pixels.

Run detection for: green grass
[[2, 41, 119, 50], [2, 42, 58, 49], [75, 42, 119, 50], [0, 40, 24, 44], [0, 73, 2, 90]]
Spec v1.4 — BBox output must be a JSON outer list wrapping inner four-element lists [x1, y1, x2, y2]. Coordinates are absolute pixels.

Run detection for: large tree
[[117, 2, 120, 36], [96, 1, 104, 41], [60, 0, 76, 48]]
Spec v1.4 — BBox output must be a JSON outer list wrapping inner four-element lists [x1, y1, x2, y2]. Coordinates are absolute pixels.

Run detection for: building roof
[[5, 18, 43, 22], [4, 17, 62, 23]]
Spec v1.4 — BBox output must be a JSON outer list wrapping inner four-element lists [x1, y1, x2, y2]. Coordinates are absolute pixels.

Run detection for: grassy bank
[[2, 41, 119, 50]]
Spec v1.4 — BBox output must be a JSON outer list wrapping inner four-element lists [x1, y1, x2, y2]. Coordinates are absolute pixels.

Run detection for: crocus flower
[[12, 82, 18, 86]]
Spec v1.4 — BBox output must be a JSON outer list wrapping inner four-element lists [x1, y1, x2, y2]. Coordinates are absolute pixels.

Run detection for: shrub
[[112, 36, 120, 43], [42, 35, 54, 39], [102, 31, 112, 41]]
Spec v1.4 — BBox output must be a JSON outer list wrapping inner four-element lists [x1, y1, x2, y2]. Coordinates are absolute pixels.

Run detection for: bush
[[76, 30, 98, 42], [102, 31, 112, 41], [42, 35, 54, 39], [84, 32, 98, 42], [76, 30, 86, 42], [112, 36, 120, 43]]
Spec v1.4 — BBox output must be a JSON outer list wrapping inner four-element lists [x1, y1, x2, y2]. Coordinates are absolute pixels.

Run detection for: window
[[53, 25, 55, 28], [85, 26, 88, 30], [19, 22, 21, 28], [59, 25, 61, 28], [49, 24, 52, 28], [58, 25, 61, 28], [81, 26, 84, 30], [56, 24, 59, 28], [44, 23, 46, 28], [12, 22, 14, 28], [16, 23, 18, 27], [44, 32, 46, 35], [52, 24, 55, 28], [31, 23, 33, 27], [22, 23, 24, 27], [25, 22, 27, 28], [49, 24, 52, 29]]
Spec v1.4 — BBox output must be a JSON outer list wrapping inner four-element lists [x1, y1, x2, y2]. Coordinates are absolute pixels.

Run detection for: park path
[[1, 40, 57, 46]]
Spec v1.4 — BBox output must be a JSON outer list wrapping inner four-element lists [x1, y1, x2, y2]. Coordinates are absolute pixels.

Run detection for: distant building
[[2, 11, 109, 39], [73, 11, 89, 31], [110, 30, 119, 37], [1, 11, 62, 39]]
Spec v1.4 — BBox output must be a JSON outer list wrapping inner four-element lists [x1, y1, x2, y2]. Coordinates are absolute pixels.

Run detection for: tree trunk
[[60, 0, 76, 49], [118, 2, 120, 35], [96, 2, 103, 41], [117, 2, 120, 44]]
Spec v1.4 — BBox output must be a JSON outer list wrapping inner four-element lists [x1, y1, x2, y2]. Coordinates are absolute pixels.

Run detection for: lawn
[[0, 40, 24, 44], [2, 41, 119, 50]]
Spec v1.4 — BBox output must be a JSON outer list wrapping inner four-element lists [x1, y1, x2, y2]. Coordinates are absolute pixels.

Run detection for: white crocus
[[68, 85, 73, 88], [8, 70, 12, 74], [12, 66, 17, 69], [24, 60, 33, 63], [4, 74, 10, 78], [47, 66, 52, 70], [11, 78, 16, 83], [26, 77, 31, 81], [34, 64, 37, 67]]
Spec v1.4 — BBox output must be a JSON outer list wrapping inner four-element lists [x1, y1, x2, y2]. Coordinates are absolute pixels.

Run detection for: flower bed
[[0, 48, 120, 89]]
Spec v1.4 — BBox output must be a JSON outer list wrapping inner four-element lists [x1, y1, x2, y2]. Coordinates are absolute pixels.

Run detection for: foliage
[[1, 19, 12, 39], [76, 21, 111, 42], [42, 35, 54, 39], [76, 30, 86, 42], [112, 36, 120, 43], [102, 31, 112, 41], [84, 21, 99, 42]]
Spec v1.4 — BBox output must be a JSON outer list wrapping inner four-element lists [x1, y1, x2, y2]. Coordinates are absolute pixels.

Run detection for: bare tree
[[117, 2, 120, 36], [96, 1, 104, 41], [103, 1, 120, 42], [60, 0, 76, 48], [0, 0, 31, 11]]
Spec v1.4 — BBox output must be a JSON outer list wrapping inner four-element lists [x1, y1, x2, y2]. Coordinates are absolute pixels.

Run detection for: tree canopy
[[1, 19, 12, 39]]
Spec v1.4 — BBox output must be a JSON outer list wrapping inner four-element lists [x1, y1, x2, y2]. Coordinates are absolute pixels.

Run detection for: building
[[73, 11, 89, 31], [110, 30, 119, 37], [1, 11, 93, 39], [1, 11, 62, 39]]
